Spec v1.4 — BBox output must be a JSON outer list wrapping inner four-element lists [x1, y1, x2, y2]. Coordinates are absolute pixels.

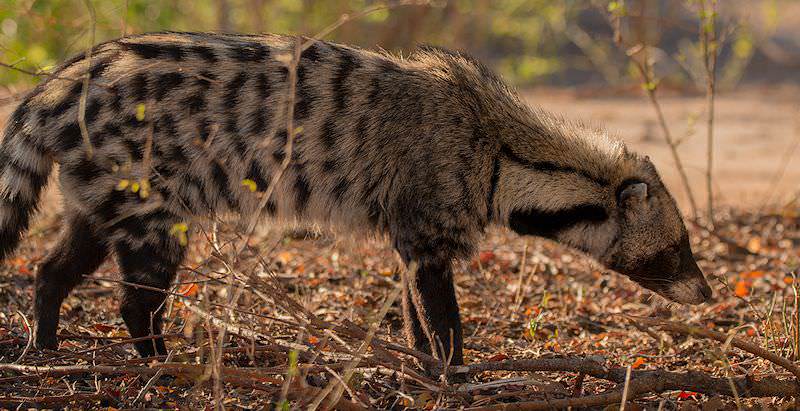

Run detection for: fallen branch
[[28, 333, 184, 366], [462, 372, 749, 411], [633, 316, 800, 380], [0, 361, 368, 410], [449, 356, 795, 397], [0, 392, 114, 408]]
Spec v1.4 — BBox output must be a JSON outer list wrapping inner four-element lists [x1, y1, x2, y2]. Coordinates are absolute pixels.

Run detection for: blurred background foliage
[[0, 0, 797, 89]]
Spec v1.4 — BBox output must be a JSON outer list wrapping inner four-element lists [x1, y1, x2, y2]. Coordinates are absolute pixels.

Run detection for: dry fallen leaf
[[489, 353, 509, 361], [746, 237, 761, 253], [178, 283, 200, 297], [744, 270, 765, 279], [479, 251, 496, 264], [734, 280, 750, 297], [93, 323, 114, 333], [277, 251, 294, 265]]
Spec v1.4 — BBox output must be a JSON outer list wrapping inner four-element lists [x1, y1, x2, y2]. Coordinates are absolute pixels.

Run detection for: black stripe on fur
[[501, 144, 610, 186], [509, 204, 608, 239]]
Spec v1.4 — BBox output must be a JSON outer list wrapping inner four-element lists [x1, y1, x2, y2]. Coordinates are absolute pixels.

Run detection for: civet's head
[[493, 120, 712, 305], [600, 174, 713, 305]]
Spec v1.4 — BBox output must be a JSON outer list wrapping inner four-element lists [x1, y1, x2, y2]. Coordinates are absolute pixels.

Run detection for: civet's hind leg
[[113, 228, 186, 357], [34, 210, 109, 350]]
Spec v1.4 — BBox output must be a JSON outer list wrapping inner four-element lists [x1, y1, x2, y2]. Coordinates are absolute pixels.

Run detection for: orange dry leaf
[[746, 237, 761, 253], [488, 353, 509, 362], [744, 270, 765, 279], [93, 323, 114, 333], [178, 283, 200, 297], [308, 335, 320, 345], [734, 281, 750, 297], [746, 328, 756, 337], [277, 251, 293, 265], [784, 276, 794, 285], [525, 306, 541, 316], [631, 357, 646, 369], [9, 257, 32, 275], [677, 391, 699, 400], [154, 385, 174, 394], [489, 335, 505, 346], [479, 251, 496, 265], [544, 340, 561, 352], [60, 341, 78, 349]]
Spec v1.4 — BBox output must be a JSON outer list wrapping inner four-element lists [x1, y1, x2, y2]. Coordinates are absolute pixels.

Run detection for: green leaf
[[288, 349, 299, 376]]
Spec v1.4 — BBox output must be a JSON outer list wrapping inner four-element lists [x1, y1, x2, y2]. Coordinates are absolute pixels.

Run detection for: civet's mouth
[[644, 276, 713, 305]]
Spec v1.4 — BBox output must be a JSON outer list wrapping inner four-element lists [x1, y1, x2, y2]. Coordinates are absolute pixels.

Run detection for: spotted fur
[[0, 32, 711, 365]]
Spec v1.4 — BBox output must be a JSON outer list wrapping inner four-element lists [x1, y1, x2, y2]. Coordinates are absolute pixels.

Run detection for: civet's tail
[[0, 104, 54, 261]]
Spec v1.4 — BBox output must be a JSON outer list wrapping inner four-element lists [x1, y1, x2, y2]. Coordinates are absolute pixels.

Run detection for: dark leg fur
[[34, 212, 109, 350], [400, 255, 464, 367], [114, 233, 185, 358]]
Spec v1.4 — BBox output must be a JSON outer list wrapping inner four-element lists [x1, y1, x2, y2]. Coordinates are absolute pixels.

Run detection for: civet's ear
[[642, 155, 657, 172], [617, 180, 648, 208]]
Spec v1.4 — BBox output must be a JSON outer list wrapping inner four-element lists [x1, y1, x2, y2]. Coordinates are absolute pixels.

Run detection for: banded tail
[[0, 103, 54, 260]]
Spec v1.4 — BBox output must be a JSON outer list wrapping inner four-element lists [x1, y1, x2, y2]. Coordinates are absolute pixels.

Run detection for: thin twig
[[620, 365, 632, 410], [605, 5, 699, 217], [311, 283, 402, 409], [77, 0, 97, 159], [12, 311, 32, 364], [699, 0, 718, 226], [133, 350, 176, 405]]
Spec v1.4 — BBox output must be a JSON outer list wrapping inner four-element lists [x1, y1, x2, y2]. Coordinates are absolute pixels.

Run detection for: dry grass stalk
[[633, 316, 800, 380], [605, 3, 699, 218], [699, 0, 719, 226]]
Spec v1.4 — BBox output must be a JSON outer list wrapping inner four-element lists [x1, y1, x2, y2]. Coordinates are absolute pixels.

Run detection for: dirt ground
[[0, 88, 799, 409]]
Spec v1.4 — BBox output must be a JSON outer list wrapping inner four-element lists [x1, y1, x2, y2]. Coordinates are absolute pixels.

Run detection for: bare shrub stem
[[604, 6, 700, 218], [699, 0, 718, 226]]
